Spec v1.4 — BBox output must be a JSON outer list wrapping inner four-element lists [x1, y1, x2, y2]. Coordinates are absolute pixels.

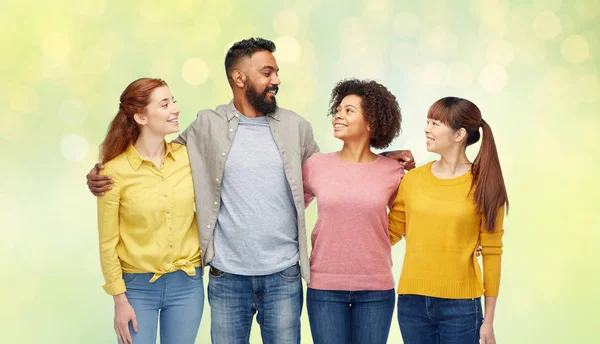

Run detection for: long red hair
[[100, 78, 168, 164], [427, 97, 509, 231]]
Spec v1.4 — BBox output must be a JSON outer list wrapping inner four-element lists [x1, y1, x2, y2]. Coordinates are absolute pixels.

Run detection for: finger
[[115, 327, 124, 344], [88, 179, 113, 188], [88, 174, 113, 182], [132, 316, 138, 332], [94, 163, 105, 171], [124, 325, 133, 344]]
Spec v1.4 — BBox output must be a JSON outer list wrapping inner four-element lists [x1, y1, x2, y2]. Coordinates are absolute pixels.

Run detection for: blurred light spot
[[561, 35, 589, 64], [73, 0, 105, 17], [10, 85, 38, 113], [393, 12, 421, 38], [273, 10, 300, 36], [81, 48, 111, 75], [422, 62, 448, 88], [447, 62, 474, 88], [274, 36, 302, 63], [533, 0, 562, 12], [474, 0, 511, 23], [364, 0, 389, 11], [0, 111, 25, 141], [59, 99, 88, 127], [60, 134, 90, 162], [575, 0, 600, 19], [575, 75, 600, 103], [41, 32, 71, 61], [532, 11, 562, 40], [419, 29, 458, 55], [486, 40, 515, 66], [181, 58, 210, 86], [479, 65, 508, 92], [478, 16, 508, 39], [41, 57, 70, 84]]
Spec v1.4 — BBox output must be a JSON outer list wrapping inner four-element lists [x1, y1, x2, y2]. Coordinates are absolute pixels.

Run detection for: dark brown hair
[[427, 97, 509, 231], [328, 79, 402, 149], [100, 78, 168, 164], [224, 37, 276, 86]]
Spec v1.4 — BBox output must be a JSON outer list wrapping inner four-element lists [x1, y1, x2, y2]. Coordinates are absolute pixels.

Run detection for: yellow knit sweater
[[389, 161, 504, 298]]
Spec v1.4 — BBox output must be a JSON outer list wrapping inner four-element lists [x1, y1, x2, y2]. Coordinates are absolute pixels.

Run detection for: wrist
[[483, 318, 494, 325], [113, 293, 129, 305]]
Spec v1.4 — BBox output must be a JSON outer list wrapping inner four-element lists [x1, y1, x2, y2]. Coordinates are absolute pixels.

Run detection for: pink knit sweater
[[303, 152, 404, 290]]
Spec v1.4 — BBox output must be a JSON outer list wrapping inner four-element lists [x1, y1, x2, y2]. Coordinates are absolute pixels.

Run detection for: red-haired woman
[[97, 78, 202, 344], [389, 97, 508, 344]]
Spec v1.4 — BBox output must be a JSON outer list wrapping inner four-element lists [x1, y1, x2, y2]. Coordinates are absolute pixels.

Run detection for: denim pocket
[[209, 266, 225, 278], [278, 263, 301, 281], [123, 273, 138, 284]]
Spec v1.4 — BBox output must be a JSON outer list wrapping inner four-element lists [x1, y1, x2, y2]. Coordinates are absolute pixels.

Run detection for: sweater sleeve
[[480, 205, 505, 297], [388, 178, 407, 246]]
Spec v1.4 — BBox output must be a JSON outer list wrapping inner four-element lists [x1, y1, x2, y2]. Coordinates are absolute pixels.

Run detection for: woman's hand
[[480, 321, 496, 344], [113, 294, 138, 344]]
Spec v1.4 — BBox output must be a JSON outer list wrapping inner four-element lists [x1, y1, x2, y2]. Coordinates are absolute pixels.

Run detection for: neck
[[337, 139, 376, 163], [134, 131, 166, 164], [233, 94, 265, 118], [437, 146, 471, 175]]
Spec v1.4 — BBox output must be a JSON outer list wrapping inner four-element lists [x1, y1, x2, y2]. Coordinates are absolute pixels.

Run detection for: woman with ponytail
[[389, 97, 508, 344], [97, 78, 203, 344]]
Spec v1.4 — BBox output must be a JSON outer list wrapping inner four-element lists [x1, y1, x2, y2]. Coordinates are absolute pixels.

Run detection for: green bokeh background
[[2, 0, 598, 342]]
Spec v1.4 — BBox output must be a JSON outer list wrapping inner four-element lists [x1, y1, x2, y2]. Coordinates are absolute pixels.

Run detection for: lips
[[167, 118, 179, 124]]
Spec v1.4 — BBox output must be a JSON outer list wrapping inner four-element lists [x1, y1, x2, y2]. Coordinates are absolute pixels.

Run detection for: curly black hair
[[224, 37, 276, 85], [328, 79, 402, 149]]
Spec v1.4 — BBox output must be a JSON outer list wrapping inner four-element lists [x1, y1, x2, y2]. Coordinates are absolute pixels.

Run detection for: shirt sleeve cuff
[[103, 279, 126, 295]]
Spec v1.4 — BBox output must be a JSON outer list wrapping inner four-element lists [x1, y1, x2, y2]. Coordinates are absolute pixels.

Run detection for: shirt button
[[213, 201, 218, 205], [169, 244, 173, 248], [169, 227, 172, 230], [229, 128, 233, 133], [216, 178, 220, 182], [168, 261, 171, 264], [235, 114, 239, 118], [206, 225, 211, 229], [166, 210, 170, 214], [164, 194, 167, 197], [161, 178, 165, 182], [222, 152, 226, 156]]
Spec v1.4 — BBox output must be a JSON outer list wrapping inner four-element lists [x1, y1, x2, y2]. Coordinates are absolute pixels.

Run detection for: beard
[[246, 81, 279, 115]]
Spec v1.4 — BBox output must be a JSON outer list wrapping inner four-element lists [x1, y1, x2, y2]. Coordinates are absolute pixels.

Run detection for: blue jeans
[[306, 288, 395, 344], [397, 294, 483, 344], [208, 263, 303, 344], [121, 267, 204, 344]]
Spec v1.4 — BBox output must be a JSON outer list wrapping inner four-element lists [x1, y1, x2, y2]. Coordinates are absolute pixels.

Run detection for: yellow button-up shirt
[[97, 142, 201, 295]]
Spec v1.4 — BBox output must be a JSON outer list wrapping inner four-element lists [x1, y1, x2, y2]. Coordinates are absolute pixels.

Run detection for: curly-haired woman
[[302, 79, 404, 344]]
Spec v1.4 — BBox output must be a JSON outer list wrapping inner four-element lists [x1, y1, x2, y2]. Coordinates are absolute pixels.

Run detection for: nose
[[271, 73, 281, 87], [172, 103, 180, 114], [424, 123, 431, 134]]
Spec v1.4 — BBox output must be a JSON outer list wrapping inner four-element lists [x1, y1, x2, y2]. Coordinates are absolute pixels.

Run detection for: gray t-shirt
[[210, 114, 299, 275]]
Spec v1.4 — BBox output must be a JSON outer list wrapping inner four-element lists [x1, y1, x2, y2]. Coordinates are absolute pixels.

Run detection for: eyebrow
[[157, 97, 170, 104], [344, 104, 358, 110], [260, 66, 279, 72]]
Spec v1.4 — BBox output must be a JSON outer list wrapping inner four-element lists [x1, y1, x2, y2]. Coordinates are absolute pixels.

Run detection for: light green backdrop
[[2, 0, 598, 342]]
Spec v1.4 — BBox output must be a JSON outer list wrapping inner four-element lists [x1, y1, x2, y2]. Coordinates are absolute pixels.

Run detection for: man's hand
[[87, 163, 113, 196], [385, 150, 416, 170]]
